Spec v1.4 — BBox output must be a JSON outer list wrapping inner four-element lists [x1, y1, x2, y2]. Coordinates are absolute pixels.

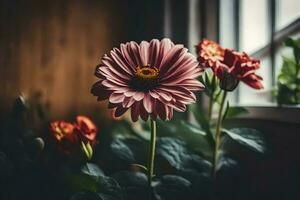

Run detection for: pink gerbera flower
[[91, 38, 204, 122]]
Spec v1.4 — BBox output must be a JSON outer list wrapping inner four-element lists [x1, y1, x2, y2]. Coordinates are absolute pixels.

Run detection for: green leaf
[[200, 71, 220, 97], [69, 174, 101, 192], [222, 128, 266, 153], [225, 107, 249, 119], [284, 37, 300, 49], [180, 121, 206, 136], [279, 57, 297, 79], [190, 104, 210, 135], [205, 72, 211, 88], [81, 163, 104, 177], [153, 115, 213, 160], [211, 74, 217, 91], [69, 173, 123, 199]]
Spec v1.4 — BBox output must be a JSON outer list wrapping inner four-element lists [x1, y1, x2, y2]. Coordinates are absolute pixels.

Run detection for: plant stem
[[147, 119, 157, 189], [212, 90, 227, 179]]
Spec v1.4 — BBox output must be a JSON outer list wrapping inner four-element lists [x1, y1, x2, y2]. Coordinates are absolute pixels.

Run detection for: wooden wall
[[0, 0, 129, 119]]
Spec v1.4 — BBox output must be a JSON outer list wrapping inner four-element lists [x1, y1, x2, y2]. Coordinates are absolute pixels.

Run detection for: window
[[277, 0, 300, 30], [220, 0, 300, 105], [164, 0, 299, 105]]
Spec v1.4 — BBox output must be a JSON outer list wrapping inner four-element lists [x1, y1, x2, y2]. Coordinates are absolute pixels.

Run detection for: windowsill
[[229, 104, 300, 124]]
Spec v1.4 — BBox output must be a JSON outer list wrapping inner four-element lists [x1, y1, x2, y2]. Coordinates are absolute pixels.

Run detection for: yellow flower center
[[134, 64, 159, 81], [131, 64, 159, 91]]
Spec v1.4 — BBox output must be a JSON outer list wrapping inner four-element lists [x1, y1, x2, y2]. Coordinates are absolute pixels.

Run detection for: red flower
[[196, 39, 224, 70], [50, 116, 98, 155], [216, 49, 263, 90], [50, 121, 77, 154], [74, 115, 97, 144], [196, 39, 263, 90], [50, 121, 75, 142]]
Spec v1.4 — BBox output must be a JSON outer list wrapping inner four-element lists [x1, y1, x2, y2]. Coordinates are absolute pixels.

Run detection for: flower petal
[[133, 92, 145, 101], [109, 92, 125, 104], [143, 93, 152, 113], [91, 81, 112, 101], [131, 102, 140, 122], [140, 41, 149, 65], [123, 97, 136, 108], [114, 106, 129, 117]]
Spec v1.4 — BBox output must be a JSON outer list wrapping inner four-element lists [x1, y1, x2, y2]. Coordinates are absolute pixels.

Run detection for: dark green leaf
[[211, 74, 217, 91], [284, 37, 300, 49], [156, 138, 212, 175], [111, 171, 148, 200], [154, 175, 192, 200], [222, 128, 266, 153], [204, 72, 211, 88], [180, 121, 206, 136], [69, 174, 123, 199], [284, 37, 295, 47], [69, 174, 101, 192], [190, 104, 210, 134], [70, 192, 103, 200], [81, 163, 104, 177]]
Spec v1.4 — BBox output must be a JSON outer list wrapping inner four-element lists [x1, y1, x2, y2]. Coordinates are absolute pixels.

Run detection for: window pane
[[276, 0, 300, 30], [187, 0, 200, 53], [220, 0, 235, 49], [240, 0, 269, 53]]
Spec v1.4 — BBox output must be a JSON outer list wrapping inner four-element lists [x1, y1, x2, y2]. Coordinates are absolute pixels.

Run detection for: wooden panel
[[0, 0, 128, 119]]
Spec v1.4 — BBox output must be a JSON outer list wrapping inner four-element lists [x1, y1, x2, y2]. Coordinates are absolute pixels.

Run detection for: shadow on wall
[[0, 0, 129, 119]]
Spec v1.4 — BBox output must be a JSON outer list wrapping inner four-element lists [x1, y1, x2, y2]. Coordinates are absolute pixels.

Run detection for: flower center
[[135, 64, 159, 80], [130, 64, 159, 91], [206, 45, 223, 61]]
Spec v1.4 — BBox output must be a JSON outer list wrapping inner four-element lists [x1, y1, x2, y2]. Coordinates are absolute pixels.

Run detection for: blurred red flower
[[50, 116, 97, 155], [196, 39, 224, 71], [51, 121, 76, 142], [74, 115, 97, 144]]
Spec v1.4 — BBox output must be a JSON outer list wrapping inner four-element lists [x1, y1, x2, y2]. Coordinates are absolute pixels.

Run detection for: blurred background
[[0, 0, 299, 120]]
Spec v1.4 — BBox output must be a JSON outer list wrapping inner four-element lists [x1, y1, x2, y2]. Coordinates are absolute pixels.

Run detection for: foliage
[[276, 37, 300, 105]]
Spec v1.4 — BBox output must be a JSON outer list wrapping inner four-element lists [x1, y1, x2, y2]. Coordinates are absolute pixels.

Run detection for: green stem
[[212, 91, 227, 179], [147, 119, 157, 189]]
